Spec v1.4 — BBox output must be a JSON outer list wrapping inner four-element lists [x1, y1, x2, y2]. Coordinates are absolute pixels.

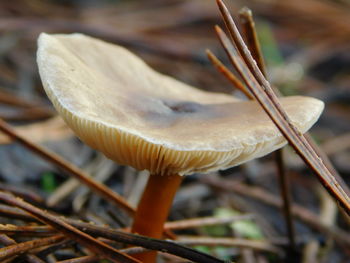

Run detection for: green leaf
[[194, 245, 211, 254], [214, 208, 263, 240], [256, 21, 284, 67], [41, 172, 57, 193]]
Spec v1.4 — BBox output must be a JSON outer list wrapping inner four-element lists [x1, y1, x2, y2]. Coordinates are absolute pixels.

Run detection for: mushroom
[[37, 33, 324, 262]]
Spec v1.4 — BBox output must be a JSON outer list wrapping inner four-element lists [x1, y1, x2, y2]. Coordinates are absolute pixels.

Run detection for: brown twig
[[33, 239, 74, 258], [0, 118, 135, 216], [0, 117, 72, 145], [0, 119, 176, 248], [206, 50, 253, 99], [0, 191, 140, 263], [0, 182, 44, 204], [238, 7, 267, 77], [0, 107, 54, 121], [215, 0, 350, 215], [0, 224, 54, 237], [0, 205, 225, 263], [0, 234, 45, 263], [275, 151, 296, 250], [0, 234, 64, 262], [66, 221, 225, 263], [0, 204, 38, 222]]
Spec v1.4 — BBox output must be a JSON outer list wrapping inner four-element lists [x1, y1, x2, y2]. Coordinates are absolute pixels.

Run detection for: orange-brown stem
[[131, 173, 183, 263]]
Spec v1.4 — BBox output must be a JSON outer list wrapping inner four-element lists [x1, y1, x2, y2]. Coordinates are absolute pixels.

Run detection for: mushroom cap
[[37, 33, 324, 175]]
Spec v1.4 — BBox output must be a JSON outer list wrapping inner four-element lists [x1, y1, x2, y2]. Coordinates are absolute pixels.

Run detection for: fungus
[[37, 33, 324, 262]]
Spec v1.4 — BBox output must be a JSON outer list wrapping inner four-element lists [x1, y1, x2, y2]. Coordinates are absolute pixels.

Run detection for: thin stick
[[0, 203, 224, 262], [0, 234, 64, 262], [0, 204, 39, 222], [0, 118, 135, 216], [0, 214, 252, 235], [275, 151, 296, 250], [206, 50, 253, 99], [0, 234, 45, 263], [0, 116, 177, 240], [0, 182, 44, 204], [0, 224, 54, 236], [34, 239, 74, 258], [66, 220, 224, 263], [238, 7, 267, 77], [238, 7, 297, 250], [0, 214, 224, 263], [0, 191, 140, 263]]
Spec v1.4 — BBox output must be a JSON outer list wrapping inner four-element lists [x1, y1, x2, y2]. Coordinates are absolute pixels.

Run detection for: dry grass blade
[[0, 191, 140, 263], [165, 214, 253, 230], [0, 118, 135, 215], [177, 236, 283, 256], [215, 0, 350, 215]]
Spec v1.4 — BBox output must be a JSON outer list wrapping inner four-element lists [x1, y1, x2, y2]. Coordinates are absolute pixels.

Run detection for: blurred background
[[0, 0, 349, 262]]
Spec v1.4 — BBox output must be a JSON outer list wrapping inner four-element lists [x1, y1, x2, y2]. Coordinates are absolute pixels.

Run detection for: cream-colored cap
[[37, 33, 324, 175]]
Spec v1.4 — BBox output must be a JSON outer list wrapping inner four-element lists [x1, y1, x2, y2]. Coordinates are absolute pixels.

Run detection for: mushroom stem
[[131, 173, 183, 262]]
